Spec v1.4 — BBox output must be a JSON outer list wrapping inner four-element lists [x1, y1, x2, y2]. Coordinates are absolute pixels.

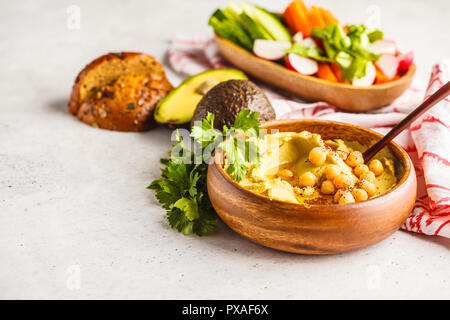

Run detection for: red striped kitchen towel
[[168, 34, 450, 238]]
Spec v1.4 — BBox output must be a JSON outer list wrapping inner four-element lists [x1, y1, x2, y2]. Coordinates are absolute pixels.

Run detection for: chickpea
[[352, 188, 368, 202], [334, 174, 353, 189], [309, 147, 327, 167], [353, 164, 370, 177], [336, 150, 348, 161], [346, 151, 364, 168], [369, 159, 384, 176], [338, 191, 356, 204], [334, 189, 346, 203], [360, 171, 376, 183], [277, 169, 294, 180], [321, 180, 336, 195], [325, 165, 341, 181], [299, 172, 318, 187], [360, 180, 377, 196]]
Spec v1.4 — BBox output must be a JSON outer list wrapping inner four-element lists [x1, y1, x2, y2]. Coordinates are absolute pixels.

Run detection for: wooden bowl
[[215, 35, 416, 112], [207, 119, 417, 254]]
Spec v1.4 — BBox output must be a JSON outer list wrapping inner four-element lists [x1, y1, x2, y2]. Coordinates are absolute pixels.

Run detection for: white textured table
[[1, 0, 449, 299]]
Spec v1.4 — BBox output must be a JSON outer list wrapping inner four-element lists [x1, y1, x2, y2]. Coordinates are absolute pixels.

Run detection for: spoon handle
[[363, 81, 450, 162]]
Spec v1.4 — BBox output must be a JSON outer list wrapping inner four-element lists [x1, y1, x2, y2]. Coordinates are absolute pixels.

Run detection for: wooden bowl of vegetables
[[210, 1, 416, 111], [207, 119, 417, 254]]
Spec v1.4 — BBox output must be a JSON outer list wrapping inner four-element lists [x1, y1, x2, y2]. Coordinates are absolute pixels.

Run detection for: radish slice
[[369, 39, 397, 55], [397, 51, 414, 73], [286, 53, 318, 75], [293, 33, 316, 48], [253, 40, 291, 61], [352, 62, 376, 86], [293, 32, 303, 44], [376, 54, 399, 79], [301, 37, 316, 48]]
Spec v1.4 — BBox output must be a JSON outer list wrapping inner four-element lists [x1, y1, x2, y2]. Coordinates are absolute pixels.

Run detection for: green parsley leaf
[[173, 197, 200, 221], [190, 113, 221, 148], [220, 137, 260, 182], [231, 108, 264, 138], [167, 207, 193, 235], [192, 213, 217, 236], [149, 109, 263, 236], [220, 137, 248, 182]]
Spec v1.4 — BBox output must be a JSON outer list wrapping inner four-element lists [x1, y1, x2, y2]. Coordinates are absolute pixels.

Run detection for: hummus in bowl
[[207, 119, 416, 254], [233, 131, 399, 205]]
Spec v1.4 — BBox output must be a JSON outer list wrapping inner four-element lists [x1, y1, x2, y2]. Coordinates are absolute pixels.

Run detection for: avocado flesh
[[154, 69, 247, 124], [191, 79, 276, 129]]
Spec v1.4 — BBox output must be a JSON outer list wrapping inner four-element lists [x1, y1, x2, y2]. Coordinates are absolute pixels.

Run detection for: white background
[[0, 0, 449, 299]]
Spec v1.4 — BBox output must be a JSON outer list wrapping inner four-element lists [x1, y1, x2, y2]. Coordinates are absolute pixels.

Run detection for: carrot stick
[[375, 66, 389, 84], [317, 63, 338, 82], [294, 1, 312, 37], [297, 0, 309, 13], [331, 63, 342, 79], [287, 1, 311, 37], [331, 63, 350, 84], [320, 8, 339, 25], [283, 5, 297, 33], [308, 6, 325, 30]]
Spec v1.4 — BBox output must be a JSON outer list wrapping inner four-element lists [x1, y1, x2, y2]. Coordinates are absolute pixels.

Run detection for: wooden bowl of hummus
[[207, 119, 417, 255]]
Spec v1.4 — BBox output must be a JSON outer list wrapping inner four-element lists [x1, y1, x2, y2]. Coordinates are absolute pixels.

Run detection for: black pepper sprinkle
[[126, 103, 136, 110], [103, 91, 114, 99]]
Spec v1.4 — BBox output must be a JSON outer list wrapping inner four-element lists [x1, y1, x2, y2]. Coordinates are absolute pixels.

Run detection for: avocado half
[[191, 80, 276, 130], [154, 69, 247, 125]]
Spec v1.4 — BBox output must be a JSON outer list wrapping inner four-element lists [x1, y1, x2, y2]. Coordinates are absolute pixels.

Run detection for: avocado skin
[[191, 80, 276, 129]]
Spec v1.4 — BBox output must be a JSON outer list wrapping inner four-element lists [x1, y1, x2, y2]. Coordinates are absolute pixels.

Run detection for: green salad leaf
[[367, 29, 383, 43], [286, 43, 332, 62], [310, 23, 381, 81]]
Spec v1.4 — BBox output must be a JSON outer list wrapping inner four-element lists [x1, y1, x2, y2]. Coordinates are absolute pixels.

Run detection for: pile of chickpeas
[[277, 146, 385, 205]]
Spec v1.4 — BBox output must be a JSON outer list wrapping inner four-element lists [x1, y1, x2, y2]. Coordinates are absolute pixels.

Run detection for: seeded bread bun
[[69, 52, 172, 131]]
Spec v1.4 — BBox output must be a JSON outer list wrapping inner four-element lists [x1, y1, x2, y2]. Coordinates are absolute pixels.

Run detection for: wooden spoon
[[363, 81, 450, 162]]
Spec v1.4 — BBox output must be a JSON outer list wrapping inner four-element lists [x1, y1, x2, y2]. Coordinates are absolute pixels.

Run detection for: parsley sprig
[[148, 109, 263, 236]]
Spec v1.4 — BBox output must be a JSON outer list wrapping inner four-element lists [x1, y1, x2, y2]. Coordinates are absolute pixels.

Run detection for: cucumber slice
[[208, 16, 253, 50], [240, 3, 291, 42], [224, 2, 273, 41], [209, 17, 239, 45], [211, 9, 228, 21], [224, 2, 244, 22], [222, 19, 253, 50], [239, 12, 273, 40]]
